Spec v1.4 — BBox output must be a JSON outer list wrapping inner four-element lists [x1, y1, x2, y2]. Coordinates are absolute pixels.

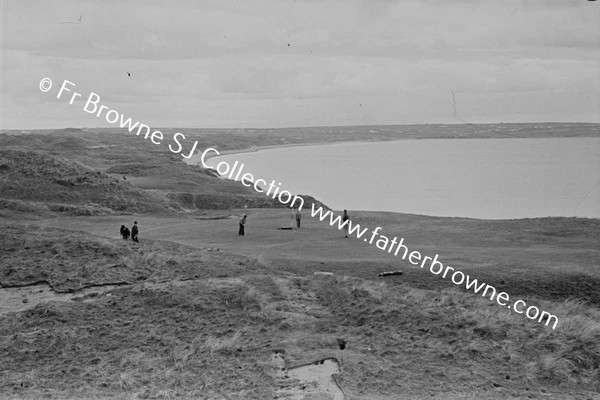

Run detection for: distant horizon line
[[2, 121, 599, 132]]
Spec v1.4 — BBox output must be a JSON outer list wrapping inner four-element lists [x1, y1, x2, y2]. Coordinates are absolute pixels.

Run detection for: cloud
[[6, 0, 596, 60], [1, 0, 598, 128]]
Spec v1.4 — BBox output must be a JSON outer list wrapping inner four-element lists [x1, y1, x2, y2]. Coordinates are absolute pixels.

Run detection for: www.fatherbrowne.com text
[[309, 204, 559, 330]]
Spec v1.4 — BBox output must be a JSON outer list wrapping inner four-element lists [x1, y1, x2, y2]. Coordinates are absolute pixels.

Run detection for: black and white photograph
[[1, 1, 599, 399]]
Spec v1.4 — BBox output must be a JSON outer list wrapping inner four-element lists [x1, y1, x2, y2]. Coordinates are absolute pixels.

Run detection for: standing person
[[120, 225, 126, 239], [295, 209, 302, 228], [238, 215, 247, 236], [342, 209, 349, 238], [131, 221, 139, 243], [123, 226, 130, 240]]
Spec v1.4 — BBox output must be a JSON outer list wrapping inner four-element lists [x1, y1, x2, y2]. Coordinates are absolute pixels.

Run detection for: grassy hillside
[[0, 148, 176, 216], [0, 223, 598, 400], [0, 130, 326, 215]]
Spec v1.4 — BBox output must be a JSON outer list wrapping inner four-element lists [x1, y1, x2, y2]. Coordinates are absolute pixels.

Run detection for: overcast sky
[[1, 0, 599, 129]]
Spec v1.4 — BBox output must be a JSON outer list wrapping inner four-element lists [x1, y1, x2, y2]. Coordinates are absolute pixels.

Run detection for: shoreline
[[196, 134, 600, 161], [202, 137, 395, 159]]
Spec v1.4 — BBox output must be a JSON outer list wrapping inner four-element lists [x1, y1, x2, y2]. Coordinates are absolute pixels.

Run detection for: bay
[[211, 137, 600, 220]]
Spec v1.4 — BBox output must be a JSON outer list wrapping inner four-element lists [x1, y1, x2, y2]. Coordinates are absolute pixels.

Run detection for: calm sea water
[[209, 138, 600, 219]]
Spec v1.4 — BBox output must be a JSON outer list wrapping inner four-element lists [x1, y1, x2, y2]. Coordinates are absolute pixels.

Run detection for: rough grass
[[0, 150, 327, 219], [0, 224, 261, 293], [2, 222, 598, 399], [0, 280, 280, 399], [303, 277, 600, 398], [0, 148, 176, 215]]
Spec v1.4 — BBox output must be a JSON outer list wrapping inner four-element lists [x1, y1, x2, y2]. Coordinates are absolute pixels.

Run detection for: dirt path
[[0, 282, 125, 315], [272, 352, 344, 400]]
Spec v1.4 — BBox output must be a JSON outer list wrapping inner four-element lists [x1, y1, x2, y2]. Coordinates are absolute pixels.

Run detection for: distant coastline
[[184, 122, 600, 163]]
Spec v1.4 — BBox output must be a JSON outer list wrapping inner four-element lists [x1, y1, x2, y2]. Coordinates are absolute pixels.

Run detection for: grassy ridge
[[0, 130, 327, 215], [0, 224, 258, 292], [0, 148, 176, 215]]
